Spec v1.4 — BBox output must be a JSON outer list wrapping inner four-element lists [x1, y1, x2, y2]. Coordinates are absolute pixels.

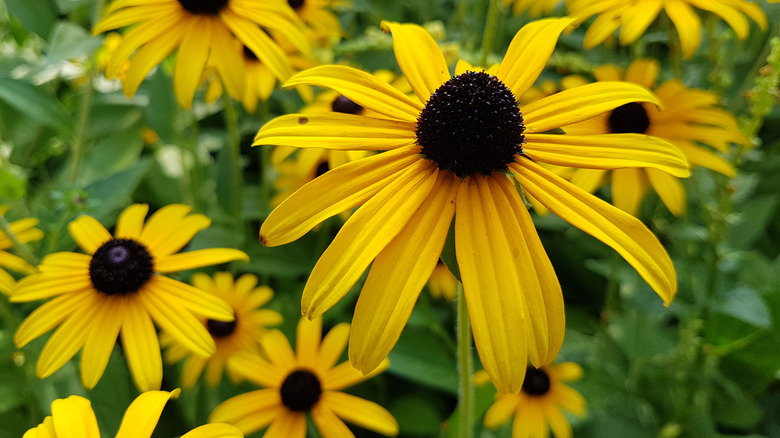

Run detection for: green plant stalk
[[479, 0, 500, 67], [223, 93, 243, 219], [68, 70, 96, 185], [0, 214, 38, 265], [0, 298, 42, 429], [456, 280, 474, 438]]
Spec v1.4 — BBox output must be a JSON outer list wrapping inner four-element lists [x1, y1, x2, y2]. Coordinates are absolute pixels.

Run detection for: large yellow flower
[[561, 59, 750, 216], [23, 389, 242, 438], [11, 204, 248, 391], [568, 0, 767, 59], [163, 271, 283, 387], [254, 18, 689, 393], [483, 362, 586, 438], [209, 316, 398, 437], [93, 0, 311, 108], [0, 206, 43, 295]]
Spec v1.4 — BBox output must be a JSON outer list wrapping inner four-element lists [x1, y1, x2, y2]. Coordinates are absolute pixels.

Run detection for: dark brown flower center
[[288, 0, 304, 10], [608, 102, 650, 134], [177, 0, 228, 15], [415, 71, 525, 178], [242, 45, 259, 62], [280, 369, 322, 411], [315, 161, 330, 177], [89, 239, 153, 295], [207, 316, 237, 338], [331, 95, 363, 114], [522, 366, 551, 396]]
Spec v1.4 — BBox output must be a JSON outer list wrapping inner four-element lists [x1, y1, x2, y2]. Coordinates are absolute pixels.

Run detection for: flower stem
[[456, 280, 474, 438], [480, 0, 500, 67], [223, 93, 243, 219], [68, 69, 95, 186]]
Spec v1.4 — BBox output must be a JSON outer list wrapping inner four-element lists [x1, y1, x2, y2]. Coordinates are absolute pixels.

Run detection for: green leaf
[[729, 194, 780, 250], [0, 166, 28, 202], [77, 125, 145, 186], [82, 159, 153, 224], [6, 0, 58, 39], [45, 22, 102, 66], [713, 287, 772, 329], [387, 326, 458, 394], [0, 76, 71, 133]]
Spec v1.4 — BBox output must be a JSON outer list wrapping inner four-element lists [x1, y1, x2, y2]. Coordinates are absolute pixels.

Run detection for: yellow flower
[[568, 0, 768, 59], [209, 316, 398, 437], [11, 204, 248, 391], [0, 206, 43, 295], [92, 0, 311, 109], [23, 389, 243, 438], [484, 362, 586, 438], [561, 59, 750, 216], [428, 260, 457, 301], [504, 0, 561, 17], [163, 272, 283, 388], [254, 18, 689, 393], [288, 0, 350, 46]]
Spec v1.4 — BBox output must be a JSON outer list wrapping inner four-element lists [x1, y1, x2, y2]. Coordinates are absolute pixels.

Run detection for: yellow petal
[[619, 0, 662, 45], [301, 161, 438, 319], [145, 275, 233, 321], [284, 65, 422, 122], [624, 59, 660, 90], [0, 252, 37, 275], [296, 316, 322, 367], [310, 404, 355, 438], [36, 301, 97, 378], [115, 389, 179, 438], [322, 359, 389, 391], [10, 272, 93, 302], [665, 0, 701, 59], [512, 161, 676, 305], [81, 297, 123, 389], [51, 396, 100, 438], [264, 411, 307, 438], [115, 204, 149, 240], [381, 21, 449, 103], [14, 293, 93, 347], [672, 140, 735, 177], [688, 0, 748, 39], [611, 168, 649, 217], [209, 389, 282, 436], [122, 24, 185, 97], [121, 298, 163, 391], [68, 215, 112, 254], [139, 205, 210, 257], [524, 82, 661, 133], [483, 394, 520, 428], [154, 248, 249, 272], [180, 423, 244, 438], [221, 9, 292, 81], [139, 285, 215, 357], [349, 171, 458, 373], [321, 391, 399, 436], [647, 168, 687, 216], [211, 22, 246, 100], [316, 323, 350, 373], [497, 18, 576, 97], [173, 16, 211, 109], [228, 351, 285, 387]]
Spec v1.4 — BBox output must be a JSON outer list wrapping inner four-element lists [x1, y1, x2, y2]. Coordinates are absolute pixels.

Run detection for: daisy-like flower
[[428, 260, 457, 301], [561, 59, 750, 216], [504, 0, 562, 17], [483, 362, 586, 438], [23, 389, 243, 438], [0, 206, 43, 295], [11, 204, 248, 391], [163, 271, 283, 387], [568, 0, 767, 59], [92, 0, 311, 108], [254, 18, 690, 393], [209, 316, 398, 437]]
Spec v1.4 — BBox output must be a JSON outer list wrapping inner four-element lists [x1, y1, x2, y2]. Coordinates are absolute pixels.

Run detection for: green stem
[[68, 70, 95, 185], [480, 0, 500, 67], [0, 214, 38, 265], [456, 280, 474, 438], [223, 94, 243, 219], [0, 298, 41, 428]]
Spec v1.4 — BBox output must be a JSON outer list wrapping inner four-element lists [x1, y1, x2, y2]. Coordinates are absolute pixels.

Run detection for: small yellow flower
[[0, 206, 43, 295], [163, 272, 283, 388], [11, 204, 248, 391], [484, 362, 586, 438], [210, 316, 398, 437], [23, 389, 243, 438]]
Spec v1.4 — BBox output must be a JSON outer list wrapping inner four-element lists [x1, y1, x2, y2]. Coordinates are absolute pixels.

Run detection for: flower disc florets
[[331, 95, 363, 114], [608, 102, 650, 134], [522, 366, 551, 396], [207, 317, 237, 338], [287, 0, 304, 10], [416, 71, 525, 178], [280, 369, 322, 411], [89, 239, 154, 295], [177, 0, 228, 15]]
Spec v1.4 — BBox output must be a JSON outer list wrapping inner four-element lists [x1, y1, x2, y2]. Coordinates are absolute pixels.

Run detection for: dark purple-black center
[[177, 0, 228, 15], [522, 366, 551, 396], [89, 238, 153, 295], [608, 102, 650, 134], [280, 369, 322, 411]]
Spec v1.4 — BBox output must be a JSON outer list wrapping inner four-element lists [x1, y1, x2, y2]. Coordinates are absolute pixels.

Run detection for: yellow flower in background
[[92, 0, 311, 109], [23, 389, 243, 438], [11, 204, 248, 391], [503, 0, 562, 17], [484, 362, 586, 438], [287, 0, 350, 46], [568, 0, 767, 59], [0, 206, 43, 295], [163, 272, 283, 388], [427, 260, 457, 301], [561, 59, 750, 217], [210, 317, 398, 437], [255, 18, 689, 393]]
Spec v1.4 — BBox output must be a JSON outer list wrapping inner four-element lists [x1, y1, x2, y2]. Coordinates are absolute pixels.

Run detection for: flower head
[[561, 59, 750, 216], [23, 389, 243, 438], [483, 362, 586, 438], [254, 18, 688, 393], [11, 204, 248, 391], [163, 271, 283, 387], [92, 0, 311, 108], [209, 316, 398, 437], [568, 0, 767, 59], [0, 206, 43, 295]]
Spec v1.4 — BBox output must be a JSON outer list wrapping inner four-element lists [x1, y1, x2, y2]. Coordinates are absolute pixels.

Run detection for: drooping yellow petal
[[623, 59, 660, 90], [512, 161, 676, 305], [221, 9, 292, 82], [139, 285, 216, 357], [310, 404, 355, 438], [498, 18, 577, 97], [121, 298, 163, 391], [349, 171, 458, 373], [321, 391, 399, 436], [483, 394, 521, 428], [264, 411, 307, 438], [619, 0, 662, 45], [381, 21, 449, 103], [122, 24, 185, 97], [180, 423, 244, 438], [647, 168, 687, 216], [296, 316, 322, 367], [672, 140, 735, 177], [582, 7, 623, 50], [523, 82, 660, 133], [145, 275, 233, 321], [173, 15, 212, 109], [260, 145, 421, 246], [36, 296, 101, 378], [301, 161, 438, 319], [665, 0, 701, 59], [284, 65, 422, 122], [0, 252, 37, 275], [115, 389, 180, 438], [211, 21, 246, 100], [68, 215, 112, 254], [154, 248, 249, 272], [209, 389, 283, 435], [228, 351, 286, 388], [687, 0, 749, 39], [51, 396, 100, 438], [322, 359, 389, 391], [316, 323, 350, 373], [14, 293, 93, 347], [611, 168, 649, 217], [81, 296, 124, 389], [524, 133, 690, 177]]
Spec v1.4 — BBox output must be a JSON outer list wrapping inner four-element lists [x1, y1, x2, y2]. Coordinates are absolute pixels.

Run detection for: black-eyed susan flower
[[23, 389, 243, 438], [0, 206, 43, 295], [254, 18, 690, 393], [483, 362, 586, 438], [428, 260, 457, 301], [504, 0, 562, 17], [92, 0, 311, 109], [568, 0, 767, 59], [11, 204, 248, 391], [560, 59, 750, 216], [209, 316, 398, 437], [163, 271, 283, 388]]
